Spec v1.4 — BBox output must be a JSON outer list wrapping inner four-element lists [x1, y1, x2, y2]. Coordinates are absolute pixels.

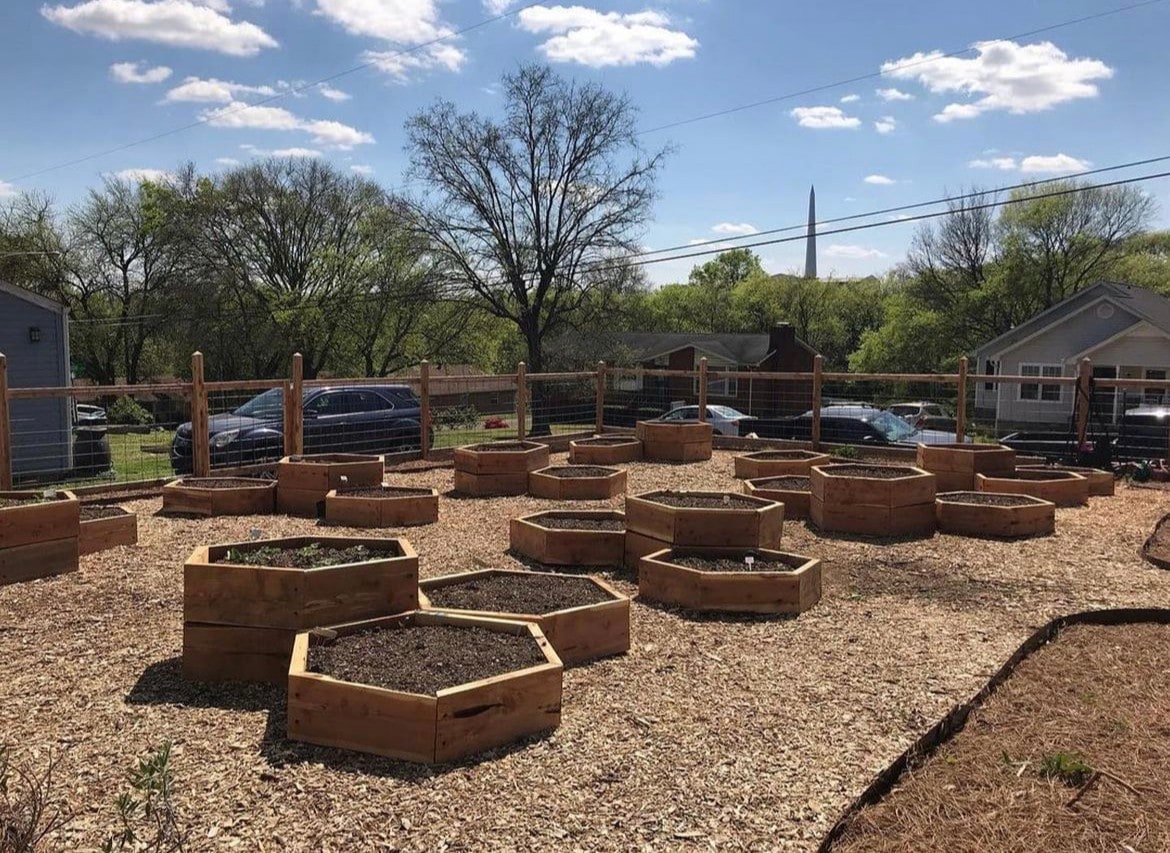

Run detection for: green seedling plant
[[101, 743, 185, 853], [1040, 751, 1094, 787]]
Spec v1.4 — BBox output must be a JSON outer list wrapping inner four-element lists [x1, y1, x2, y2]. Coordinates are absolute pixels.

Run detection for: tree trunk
[[523, 320, 551, 436]]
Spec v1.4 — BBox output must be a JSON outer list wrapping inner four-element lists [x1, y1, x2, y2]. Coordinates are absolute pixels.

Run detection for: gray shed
[[0, 281, 72, 477]]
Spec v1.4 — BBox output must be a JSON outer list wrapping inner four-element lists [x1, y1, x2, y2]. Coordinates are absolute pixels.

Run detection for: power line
[[3, 1, 545, 185], [638, 0, 1168, 134]]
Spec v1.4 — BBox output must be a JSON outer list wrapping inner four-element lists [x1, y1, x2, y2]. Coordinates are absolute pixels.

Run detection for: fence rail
[[2, 350, 1170, 492]]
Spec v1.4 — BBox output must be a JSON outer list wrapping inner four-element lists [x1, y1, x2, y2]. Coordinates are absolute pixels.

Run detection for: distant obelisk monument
[[804, 185, 817, 279]]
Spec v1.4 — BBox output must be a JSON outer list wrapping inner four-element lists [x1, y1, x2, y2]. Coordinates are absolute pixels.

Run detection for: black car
[[759, 405, 958, 445], [171, 385, 427, 473]]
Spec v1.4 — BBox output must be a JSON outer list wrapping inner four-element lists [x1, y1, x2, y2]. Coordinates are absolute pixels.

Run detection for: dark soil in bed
[[822, 465, 917, 479], [647, 492, 761, 509], [179, 478, 270, 489], [469, 442, 536, 452], [0, 495, 52, 508], [426, 572, 614, 613], [220, 541, 400, 568], [79, 504, 129, 520], [939, 492, 1038, 507], [289, 454, 377, 464], [335, 486, 432, 498], [309, 623, 546, 694], [751, 476, 811, 491], [999, 469, 1081, 481], [540, 466, 616, 478], [535, 514, 625, 531], [746, 451, 819, 460], [669, 552, 800, 573], [576, 437, 638, 446]]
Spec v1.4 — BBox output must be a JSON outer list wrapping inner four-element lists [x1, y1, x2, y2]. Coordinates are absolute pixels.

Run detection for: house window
[[1019, 364, 1064, 403], [694, 366, 738, 398], [1144, 369, 1167, 405]]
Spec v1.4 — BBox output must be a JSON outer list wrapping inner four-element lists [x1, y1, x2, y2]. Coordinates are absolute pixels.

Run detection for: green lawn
[[52, 428, 177, 490], [432, 422, 594, 449]]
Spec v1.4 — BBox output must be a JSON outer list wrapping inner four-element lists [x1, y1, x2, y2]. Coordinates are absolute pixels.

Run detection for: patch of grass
[[1040, 751, 1094, 787], [831, 445, 861, 460]]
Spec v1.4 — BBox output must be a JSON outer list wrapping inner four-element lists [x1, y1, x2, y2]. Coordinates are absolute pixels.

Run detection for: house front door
[[1091, 365, 1118, 423]]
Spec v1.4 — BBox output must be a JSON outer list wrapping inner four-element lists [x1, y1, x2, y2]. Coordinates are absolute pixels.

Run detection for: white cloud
[[361, 43, 466, 81], [825, 244, 888, 259], [483, 0, 514, 12], [711, 222, 758, 236], [202, 101, 374, 148], [109, 60, 172, 83], [164, 76, 276, 103], [874, 116, 896, 134], [864, 174, 895, 185], [42, 0, 277, 56], [214, 156, 241, 166], [268, 147, 321, 157], [876, 87, 913, 102], [882, 40, 1113, 122], [968, 153, 1090, 174], [350, 164, 374, 175], [790, 106, 860, 129], [839, 93, 860, 103], [0, 181, 19, 199], [315, 0, 450, 42], [317, 83, 351, 101], [112, 168, 172, 183], [517, 6, 698, 68]]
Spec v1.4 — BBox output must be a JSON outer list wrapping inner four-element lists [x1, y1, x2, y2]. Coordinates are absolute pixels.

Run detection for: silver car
[[654, 405, 757, 436]]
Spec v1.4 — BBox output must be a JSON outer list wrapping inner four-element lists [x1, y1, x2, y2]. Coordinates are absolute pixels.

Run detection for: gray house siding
[[0, 286, 71, 476]]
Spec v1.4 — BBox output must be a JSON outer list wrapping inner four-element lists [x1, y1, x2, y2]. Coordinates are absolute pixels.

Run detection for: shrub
[[432, 405, 478, 431], [0, 744, 71, 853], [107, 396, 154, 426], [832, 445, 860, 460]]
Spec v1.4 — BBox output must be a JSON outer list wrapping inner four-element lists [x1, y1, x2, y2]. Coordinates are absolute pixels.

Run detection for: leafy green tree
[[687, 248, 764, 289]]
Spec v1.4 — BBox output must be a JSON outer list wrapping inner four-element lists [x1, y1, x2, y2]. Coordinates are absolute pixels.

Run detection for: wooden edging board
[[816, 607, 1170, 853], [509, 510, 626, 567], [1141, 512, 1170, 570], [0, 490, 80, 585], [79, 508, 138, 555], [162, 478, 276, 517]]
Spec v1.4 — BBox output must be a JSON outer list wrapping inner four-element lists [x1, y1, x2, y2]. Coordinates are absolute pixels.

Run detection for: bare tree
[[405, 64, 667, 430]]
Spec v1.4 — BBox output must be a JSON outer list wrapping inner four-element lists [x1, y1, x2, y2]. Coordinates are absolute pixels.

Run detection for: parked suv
[[170, 384, 427, 474], [763, 405, 958, 445]]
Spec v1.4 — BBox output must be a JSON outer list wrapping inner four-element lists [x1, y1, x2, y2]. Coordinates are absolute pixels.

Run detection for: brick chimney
[[769, 322, 796, 356]]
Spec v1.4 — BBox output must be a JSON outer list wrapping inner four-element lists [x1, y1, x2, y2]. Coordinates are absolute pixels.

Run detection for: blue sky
[[3, 0, 1170, 284]]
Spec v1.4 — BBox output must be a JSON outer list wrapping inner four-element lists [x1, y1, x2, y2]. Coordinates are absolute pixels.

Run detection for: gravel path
[[2, 451, 1169, 851]]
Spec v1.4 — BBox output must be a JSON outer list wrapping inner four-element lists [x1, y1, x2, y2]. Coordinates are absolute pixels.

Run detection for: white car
[[654, 405, 757, 436]]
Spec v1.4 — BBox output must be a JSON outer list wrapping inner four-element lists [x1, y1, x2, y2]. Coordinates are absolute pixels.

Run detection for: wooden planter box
[[79, 506, 138, 555], [325, 486, 439, 528], [635, 421, 713, 463], [0, 490, 80, 585], [528, 466, 626, 500], [453, 441, 551, 496], [935, 492, 1056, 538], [810, 464, 937, 537], [1017, 464, 1114, 497], [276, 454, 384, 518], [162, 478, 276, 517], [287, 611, 563, 763], [916, 443, 1016, 492], [569, 436, 642, 465], [624, 490, 784, 566], [638, 547, 822, 615], [183, 535, 418, 684], [975, 469, 1089, 507], [733, 450, 830, 479], [743, 476, 811, 520], [510, 510, 626, 567], [418, 569, 630, 666]]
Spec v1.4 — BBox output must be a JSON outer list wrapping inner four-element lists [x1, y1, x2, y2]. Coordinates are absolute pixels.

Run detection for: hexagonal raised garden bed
[[975, 469, 1089, 507], [0, 490, 80, 585], [528, 465, 626, 500], [733, 450, 830, 479], [568, 435, 642, 465], [635, 420, 713, 463], [79, 504, 138, 555], [162, 477, 276, 517], [510, 510, 626, 567], [638, 547, 821, 615], [810, 464, 937, 537], [287, 610, 562, 763], [453, 441, 551, 496], [276, 454, 384, 518], [743, 475, 811, 520], [935, 491, 1056, 539], [325, 485, 439, 528], [1017, 464, 1114, 497], [624, 490, 784, 569], [916, 443, 1017, 492], [419, 569, 629, 666], [183, 535, 418, 684]]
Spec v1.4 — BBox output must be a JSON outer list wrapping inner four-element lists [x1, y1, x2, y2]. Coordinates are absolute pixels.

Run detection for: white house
[[973, 281, 1170, 427]]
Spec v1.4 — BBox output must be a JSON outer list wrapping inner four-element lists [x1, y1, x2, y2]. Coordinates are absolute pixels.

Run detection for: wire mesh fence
[[203, 381, 287, 472], [428, 373, 518, 450], [527, 373, 597, 439]]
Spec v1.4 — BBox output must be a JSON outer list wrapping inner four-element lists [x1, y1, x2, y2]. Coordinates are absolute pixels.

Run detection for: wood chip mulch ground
[[2, 451, 1170, 851]]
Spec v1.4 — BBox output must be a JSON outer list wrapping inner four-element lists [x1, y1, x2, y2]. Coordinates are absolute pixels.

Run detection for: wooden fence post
[[0, 353, 11, 491], [516, 362, 527, 440], [419, 360, 431, 459], [955, 356, 969, 444], [811, 355, 824, 451], [1075, 357, 1093, 449], [595, 361, 606, 434], [697, 357, 708, 422], [288, 353, 304, 457], [191, 352, 210, 478]]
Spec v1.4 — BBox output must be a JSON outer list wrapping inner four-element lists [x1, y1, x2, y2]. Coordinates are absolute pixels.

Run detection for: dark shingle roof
[[618, 332, 774, 365]]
